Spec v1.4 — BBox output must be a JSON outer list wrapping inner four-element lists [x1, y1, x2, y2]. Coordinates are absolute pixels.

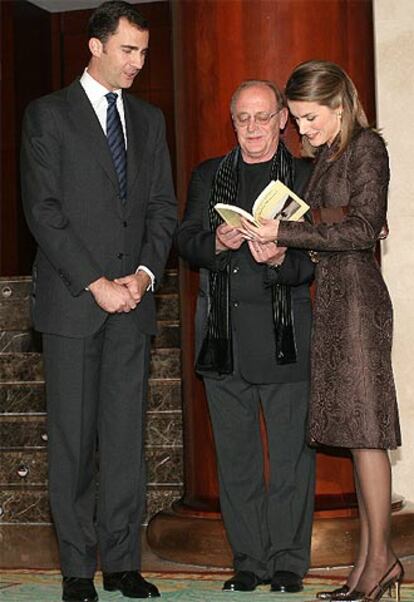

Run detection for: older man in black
[[176, 80, 315, 593]]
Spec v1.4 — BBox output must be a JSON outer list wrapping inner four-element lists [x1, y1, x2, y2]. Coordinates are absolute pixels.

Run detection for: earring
[[337, 112, 342, 119]]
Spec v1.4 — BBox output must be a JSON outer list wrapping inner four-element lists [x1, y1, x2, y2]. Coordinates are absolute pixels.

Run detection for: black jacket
[[176, 154, 314, 383]]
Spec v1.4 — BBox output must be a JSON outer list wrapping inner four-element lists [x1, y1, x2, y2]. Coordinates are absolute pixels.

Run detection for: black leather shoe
[[223, 571, 262, 592], [62, 577, 98, 602], [103, 571, 160, 598], [271, 571, 303, 593]]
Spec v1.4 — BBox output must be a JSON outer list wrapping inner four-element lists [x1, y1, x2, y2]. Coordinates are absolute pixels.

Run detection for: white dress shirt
[[80, 69, 127, 143]]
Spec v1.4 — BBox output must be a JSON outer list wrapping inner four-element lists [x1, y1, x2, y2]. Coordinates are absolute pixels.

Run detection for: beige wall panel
[[374, 0, 414, 500]]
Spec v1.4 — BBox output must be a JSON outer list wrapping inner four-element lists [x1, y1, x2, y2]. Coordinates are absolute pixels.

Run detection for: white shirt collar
[[80, 68, 123, 104]]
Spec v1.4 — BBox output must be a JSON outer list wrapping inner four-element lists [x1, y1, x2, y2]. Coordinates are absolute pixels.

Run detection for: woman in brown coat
[[240, 60, 402, 602]]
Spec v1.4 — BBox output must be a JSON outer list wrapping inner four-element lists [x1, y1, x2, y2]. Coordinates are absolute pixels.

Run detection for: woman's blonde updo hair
[[285, 59, 369, 160]]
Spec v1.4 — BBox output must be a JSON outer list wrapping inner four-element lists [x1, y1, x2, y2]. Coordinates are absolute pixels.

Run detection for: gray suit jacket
[[21, 80, 176, 337]]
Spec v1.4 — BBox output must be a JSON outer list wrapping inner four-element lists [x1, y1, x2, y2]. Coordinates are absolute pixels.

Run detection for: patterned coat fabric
[[277, 127, 401, 449]]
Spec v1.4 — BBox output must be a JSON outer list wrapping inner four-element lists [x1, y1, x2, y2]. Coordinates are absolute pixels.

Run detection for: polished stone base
[[147, 502, 414, 569], [0, 524, 59, 569], [0, 524, 157, 570], [2, 503, 414, 570]]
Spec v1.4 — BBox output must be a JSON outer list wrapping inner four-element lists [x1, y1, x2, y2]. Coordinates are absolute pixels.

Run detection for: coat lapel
[[66, 81, 120, 199], [305, 144, 335, 206], [123, 94, 148, 213]]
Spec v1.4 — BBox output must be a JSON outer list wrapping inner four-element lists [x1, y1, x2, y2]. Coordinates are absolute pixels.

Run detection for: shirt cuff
[[136, 265, 155, 291]]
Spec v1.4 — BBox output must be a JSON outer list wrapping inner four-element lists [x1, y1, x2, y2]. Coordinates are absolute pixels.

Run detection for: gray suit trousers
[[43, 312, 150, 577], [204, 371, 315, 580]]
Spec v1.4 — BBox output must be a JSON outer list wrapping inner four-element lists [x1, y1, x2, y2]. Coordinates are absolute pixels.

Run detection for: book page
[[252, 179, 309, 222], [214, 203, 260, 228]]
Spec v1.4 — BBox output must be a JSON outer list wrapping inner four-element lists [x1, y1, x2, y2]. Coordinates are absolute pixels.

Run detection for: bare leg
[[351, 449, 397, 595]]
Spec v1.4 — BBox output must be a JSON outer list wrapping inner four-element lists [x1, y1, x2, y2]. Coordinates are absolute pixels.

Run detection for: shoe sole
[[223, 583, 260, 592], [103, 584, 159, 598], [62, 596, 99, 602], [271, 586, 304, 593]]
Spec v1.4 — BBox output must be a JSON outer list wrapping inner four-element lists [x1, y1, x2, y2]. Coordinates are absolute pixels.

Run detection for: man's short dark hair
[[88, 1, 149, 43]]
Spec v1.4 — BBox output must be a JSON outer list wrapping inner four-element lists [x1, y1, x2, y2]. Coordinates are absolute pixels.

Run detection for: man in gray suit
[[176, 80, 315, 594], [21, 2, 176, 600]]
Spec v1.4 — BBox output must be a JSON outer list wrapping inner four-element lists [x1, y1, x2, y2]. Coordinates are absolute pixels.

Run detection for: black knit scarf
[[196, 142, 297, 375]]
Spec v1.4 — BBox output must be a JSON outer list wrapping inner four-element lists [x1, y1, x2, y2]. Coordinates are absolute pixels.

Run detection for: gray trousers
[[43, 313, 150, 578], [204, 372, 315, 580]]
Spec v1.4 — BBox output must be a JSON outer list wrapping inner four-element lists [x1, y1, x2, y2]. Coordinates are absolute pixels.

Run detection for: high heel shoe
[[317, 584, 350, 600], [364, 559, 404, 602], [317, 585, 366, 602], [334, 590, 365, 602]]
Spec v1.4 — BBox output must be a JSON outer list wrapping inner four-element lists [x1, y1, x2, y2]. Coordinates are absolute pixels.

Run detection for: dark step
[[0, 416, 48, 450], [0, 383, 45, 415], [0, 330, 41, 353], [0, 488, 52, 524], [0, 450, 48, 486], [0, 354, 44, 383], [0, 272, 178, 332], [0, 278, 31, 331], [155, 294, 179, 321], [0, 379, 181, 415], [0, 446, 182, 488], [158, 270, 178, 294], [0, 319, 179, 353], [0, 272, 177, 299], [152, 321, 180, 349], [0, 485, 183, 525], [0, 348, 181, 384], [0, 320, 180, 353], [147, 379, 181, 412], [145, 410, 183, 447], [144, 485, 183, 525], [0, 410, 182, 450], [149, 349, 180, 380], [145, 446, 183, 486]]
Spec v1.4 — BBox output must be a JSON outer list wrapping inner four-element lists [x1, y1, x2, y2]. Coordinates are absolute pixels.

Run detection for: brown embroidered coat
[[278, 127, 401, 449]]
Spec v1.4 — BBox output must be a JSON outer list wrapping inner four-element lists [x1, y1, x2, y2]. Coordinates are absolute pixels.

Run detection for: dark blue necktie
[[105, 92, 127, 202]]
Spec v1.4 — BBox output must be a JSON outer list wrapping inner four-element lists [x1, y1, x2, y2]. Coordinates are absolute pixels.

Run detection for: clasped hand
[[239, 217, 285, 266], [215, 221, 286, 267], [89, 271, 150, 314], [239, 216, 281, 244]]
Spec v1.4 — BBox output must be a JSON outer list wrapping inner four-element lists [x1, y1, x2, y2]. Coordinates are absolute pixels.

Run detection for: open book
[[214, 179, 309, 228]]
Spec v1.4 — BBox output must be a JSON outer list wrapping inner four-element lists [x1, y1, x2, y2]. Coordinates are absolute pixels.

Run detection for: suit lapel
[[124, 94, 149, 213], [66, 81, 120, 200]]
